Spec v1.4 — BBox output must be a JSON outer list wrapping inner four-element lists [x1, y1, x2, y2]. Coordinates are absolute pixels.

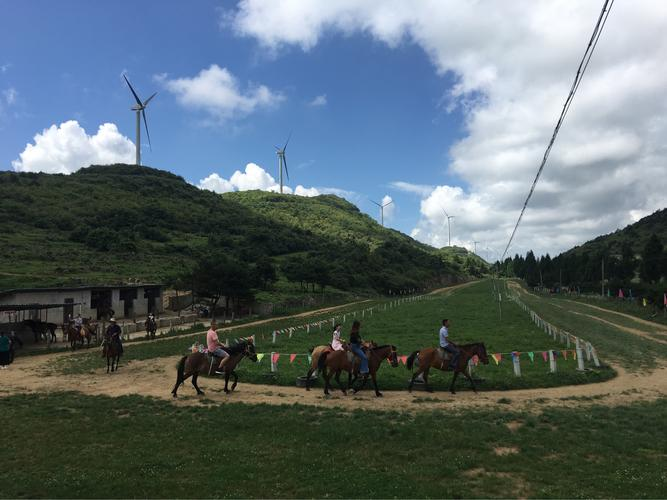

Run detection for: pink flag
[[400, 356, 408, 365], [618, 288, 624, 298], [289, 354, 297, 363], [664, 293, 667, 306], [541, 351, 548, 362], [272, 353, 280, 364]]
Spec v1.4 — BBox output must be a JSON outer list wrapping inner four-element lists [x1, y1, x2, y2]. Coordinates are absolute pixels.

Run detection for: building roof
[[0, 302, 83, 312], [0, 283, 163, 298]]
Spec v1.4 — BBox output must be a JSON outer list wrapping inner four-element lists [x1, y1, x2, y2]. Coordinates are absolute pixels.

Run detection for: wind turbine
[[123, 74, 157, 166], [441, 208, 455, 246], [473, 241, 480, 254], [371, 198, 393, 227], [275, 133, 291, 194]]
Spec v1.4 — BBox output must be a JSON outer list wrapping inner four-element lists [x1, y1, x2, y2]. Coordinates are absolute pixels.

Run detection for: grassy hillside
[[0, 164, 459, 293], [437, 245, 490, 277]]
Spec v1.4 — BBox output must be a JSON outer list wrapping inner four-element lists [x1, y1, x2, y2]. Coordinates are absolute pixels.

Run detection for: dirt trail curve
[[1, 280, 665, 413]]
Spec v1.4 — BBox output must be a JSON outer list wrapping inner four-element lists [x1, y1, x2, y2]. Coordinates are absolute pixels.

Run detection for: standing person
[[105, 318, 123, 355], [206, 320, 230, 375], [438, 319, 460, 370], [331, 324, 345, 351], [9, 331, 23, 363], [0, 332, 10, 369], [348, 320, 369, 375]]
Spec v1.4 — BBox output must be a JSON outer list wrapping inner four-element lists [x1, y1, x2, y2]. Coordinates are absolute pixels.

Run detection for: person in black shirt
[[105, 318, 123, 355], [348, 320, 369, 375]]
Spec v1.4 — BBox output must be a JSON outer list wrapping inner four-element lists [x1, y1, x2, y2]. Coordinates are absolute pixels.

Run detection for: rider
[[146, 312, 156, 335], [331, 324, 345, 351], [439, 319, 460, 370], [348, 320, 369, 376], [106, 318, 123, 355], [206, 320, 230, 375], [74, 313, 83, 333]]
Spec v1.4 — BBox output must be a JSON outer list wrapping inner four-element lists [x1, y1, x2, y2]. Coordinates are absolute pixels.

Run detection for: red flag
[[541, 351, 548, 362], [272, 353, 280, 364], [618, 288, 624, 298], [289, 354, 297, 363], [562, 350, 568, 360], [400, 355, 408, 365]]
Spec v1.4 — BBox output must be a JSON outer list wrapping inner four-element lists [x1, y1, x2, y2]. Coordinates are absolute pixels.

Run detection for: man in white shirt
[[438, 319, 460, 370]]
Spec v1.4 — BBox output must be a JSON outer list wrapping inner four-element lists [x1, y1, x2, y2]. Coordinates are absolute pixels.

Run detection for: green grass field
[[52, 281, 614, 391], [1, 392, 665, 498]]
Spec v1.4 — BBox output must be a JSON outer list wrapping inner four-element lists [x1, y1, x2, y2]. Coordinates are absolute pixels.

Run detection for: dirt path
[[568, 310, 667, 346], [3, 281, 665, 413], [562, 299, 667, 330]]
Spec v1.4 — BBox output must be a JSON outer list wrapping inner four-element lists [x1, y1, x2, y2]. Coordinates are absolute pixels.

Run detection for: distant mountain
[[436, 246, 490, 278], [0, 164, 463, 294]]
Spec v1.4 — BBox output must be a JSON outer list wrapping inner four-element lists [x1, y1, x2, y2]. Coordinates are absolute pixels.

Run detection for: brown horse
[[171, 338, 257, 397], [63, 323, 85, 350], [304, 341, 376, 392], [315, 344, 398, 397], [102, 336, 122, 373], [406, 342, 489, 394]]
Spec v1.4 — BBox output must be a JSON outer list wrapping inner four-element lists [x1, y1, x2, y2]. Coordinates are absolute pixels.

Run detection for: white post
[[288, 329, 292, 339], [575, 338, 585, 371], [343, 314, 346, 323], [307, 324, 310, 334], [590, 344, 601, 367], [362, 310, 365, 318], [566, 334, 571, 348], [331, 318, 335, 327], [512, 354, 521, 377], [272, 331, 277, 344], [585, 342, 592, 361], [549, 350, 557, 373], [467, 358, 474, 378], [270, 352, 277, 373], [370, 308, 373, 316]]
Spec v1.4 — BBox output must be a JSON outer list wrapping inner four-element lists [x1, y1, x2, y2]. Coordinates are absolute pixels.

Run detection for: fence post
[[270, 352, 277, 373], [467, 358, 474, 378], [272, 331, 277, 344], [566, 334, 571, 348], [288, 328, 292, 339], [343, 314, 346, 323], [549, 350, 557, 373], [512, 353, 521, 377], [307, 324, 310, 334], [585, 342, 592, 361], [575, 338, 585, 371], [362, 310, 365, 318], [589, 343, 601, 367]]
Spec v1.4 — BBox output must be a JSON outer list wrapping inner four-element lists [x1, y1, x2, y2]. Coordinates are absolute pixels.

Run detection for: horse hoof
[[376, 392, 383, 397]]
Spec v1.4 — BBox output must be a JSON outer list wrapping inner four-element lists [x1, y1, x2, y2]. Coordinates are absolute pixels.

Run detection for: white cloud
[[198, 162, 321, 197], [390, 181, 435, 197], [3, 87, 17, 105], [159, 64, 284, 122], [308, 94, 327, 107], [381, 195, 395, 221], [12, 120, 135, 174], [228, 1, 667, 257]]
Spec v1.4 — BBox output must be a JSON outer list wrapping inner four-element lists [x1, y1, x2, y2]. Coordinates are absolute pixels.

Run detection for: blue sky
[[2, 1, 665, 259]]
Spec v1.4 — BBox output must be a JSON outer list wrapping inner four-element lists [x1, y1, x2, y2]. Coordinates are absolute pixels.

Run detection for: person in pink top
[[206, 320, 229, 374], [331, 324, 345, 351]]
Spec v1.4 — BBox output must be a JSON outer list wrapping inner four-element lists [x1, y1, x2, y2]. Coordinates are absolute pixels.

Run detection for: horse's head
[[242, 337, 258, 362], [388, 345, 399, 368], [476, 342, 489, 365]]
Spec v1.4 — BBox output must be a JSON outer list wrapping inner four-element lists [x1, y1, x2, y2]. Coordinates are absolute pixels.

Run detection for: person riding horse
[[331, 324, 345, 352], [74, 314, 83, 334], [348, 320, 369, 376], [206, 320, 230, 374], [105, 318, 123, 355], [438, 319, 460, 370]]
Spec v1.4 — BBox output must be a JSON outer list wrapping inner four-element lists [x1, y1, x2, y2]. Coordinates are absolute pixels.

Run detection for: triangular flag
[[528, 351, 534, 363], [572, 350, 577, 360], [618, 288, 624, 298], [642, 298, 647, 307], [307, 355, 312, 364], [290, 354, 297, 363], [491, 353, 501, 365], [400, 355, 408, 365], [256, 353, 265, 362], [272, 353, 280, 364], [562, 350, 568, 360], [541, 351, 548, 362], [664, 293, 667, 306]]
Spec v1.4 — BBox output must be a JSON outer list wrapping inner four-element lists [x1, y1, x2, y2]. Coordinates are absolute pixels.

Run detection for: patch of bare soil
[[562, 299, 667, 330], [494, 446, 520, 456], [568, 310, 667, 346]]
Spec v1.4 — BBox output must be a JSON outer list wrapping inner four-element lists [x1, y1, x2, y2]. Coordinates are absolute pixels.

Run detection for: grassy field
[[1, 392, 665, 498], [510, 282, 667, 371], [52, 281, 614, 391]]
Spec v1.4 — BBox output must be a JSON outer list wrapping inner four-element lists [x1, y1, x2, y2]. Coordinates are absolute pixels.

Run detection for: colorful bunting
[[562, 350, 568, 360], [618, 288, 624, 298], [471, 354, 479, 366], [289, 354, 297, 363], [400, 355, 408, 365], [541, 351, 548, 362], [528, 352, 534, 363], [272, 353, 280, 364], [491, 353, 501, 365], [256, 353, 265, 362]]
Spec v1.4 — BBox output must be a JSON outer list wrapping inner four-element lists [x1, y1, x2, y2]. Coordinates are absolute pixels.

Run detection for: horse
[[22, 320, 57, 343], [63, 323, 82, 350], [406, 342, 489, 394], [102, 336, 122, 373], [171, 338, 257, 397], [304, 341, 376, 392], [315, 344, 398, 397], [145, 316, 158, 339]]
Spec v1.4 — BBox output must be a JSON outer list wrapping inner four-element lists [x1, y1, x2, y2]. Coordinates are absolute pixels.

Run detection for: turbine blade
[[274, 145, 281, 151], [283, 155, 289, 180], [142, 109, 152, 151], [143, 91, 157, 106], [370, 200, 381, 207], [123, 74, 143, 106], [441, 207, 449, 218], [283, 131, 292, 151]]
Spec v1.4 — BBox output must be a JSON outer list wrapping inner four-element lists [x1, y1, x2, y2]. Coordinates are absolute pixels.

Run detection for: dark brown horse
[[102, 337, 122, 373], [304, 341, 376, 392], [406, 342, 489, 394], [171, 338, 257, 397], [145, 316, 157, 339], [315, 344, 398, 397]]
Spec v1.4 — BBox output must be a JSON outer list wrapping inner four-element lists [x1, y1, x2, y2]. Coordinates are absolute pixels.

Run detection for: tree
[[255, 256, 277, 290], [640, 234, 663, 283], [616, 241, 636, 283]]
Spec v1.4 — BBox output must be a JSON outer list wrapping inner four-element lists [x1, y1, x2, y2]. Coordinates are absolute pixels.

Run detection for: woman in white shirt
[[331, 324, 345, 351]]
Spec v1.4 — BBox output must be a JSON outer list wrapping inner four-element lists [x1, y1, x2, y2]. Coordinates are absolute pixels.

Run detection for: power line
[[501, 0, 615, 262]]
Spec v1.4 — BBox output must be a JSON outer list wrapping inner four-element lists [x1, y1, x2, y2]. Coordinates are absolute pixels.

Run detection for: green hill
[[0, 164, 461, 294], [436, 245, 490, 277]]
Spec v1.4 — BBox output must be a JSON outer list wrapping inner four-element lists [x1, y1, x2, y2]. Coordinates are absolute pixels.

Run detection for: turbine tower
[[371, 198, 393, 227], [275, 133, 291, 194], [123, 75, 157, 166], [441, 207, 455, 246]]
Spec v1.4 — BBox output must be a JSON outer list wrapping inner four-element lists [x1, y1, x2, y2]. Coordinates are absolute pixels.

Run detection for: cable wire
[[501, 0, 615, 262]]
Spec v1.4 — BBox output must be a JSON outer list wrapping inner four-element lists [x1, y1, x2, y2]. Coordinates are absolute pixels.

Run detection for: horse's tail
[[406, 350, 419, 370], [176, 355, 187, 386], [318, 350, 330, 371]]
